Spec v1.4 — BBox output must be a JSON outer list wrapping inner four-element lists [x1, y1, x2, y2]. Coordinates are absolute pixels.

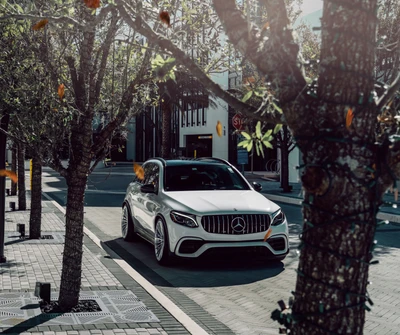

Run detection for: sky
[[301, 0, 323, 15]]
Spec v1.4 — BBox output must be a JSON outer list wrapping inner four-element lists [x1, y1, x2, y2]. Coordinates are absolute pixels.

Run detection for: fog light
[[34, 282, 51, 303], [17, 224, 25, 239]]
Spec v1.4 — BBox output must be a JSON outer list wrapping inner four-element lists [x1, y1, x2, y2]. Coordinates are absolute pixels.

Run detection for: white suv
[[121, 157, 289, 265]]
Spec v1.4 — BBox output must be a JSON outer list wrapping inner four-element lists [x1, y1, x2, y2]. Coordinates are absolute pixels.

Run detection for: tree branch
[[94, 11, 120, 104], [0, 126, 28, 146], [0, 6, 115, 31], [115, 0, 282, 124], [377, 72, 400, 110], [212, 0, 306, 104]]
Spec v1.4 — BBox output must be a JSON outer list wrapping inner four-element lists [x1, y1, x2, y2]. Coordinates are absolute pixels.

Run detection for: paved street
[[36, 165, 400, 334]]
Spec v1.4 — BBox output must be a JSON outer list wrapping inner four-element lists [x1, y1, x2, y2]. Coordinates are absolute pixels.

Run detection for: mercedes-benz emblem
[[231, 217, 246, 233]]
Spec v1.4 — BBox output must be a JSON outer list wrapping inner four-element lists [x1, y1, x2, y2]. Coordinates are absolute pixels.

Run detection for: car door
[[139, 162, 161, 239], [128, 167, 147, 235]]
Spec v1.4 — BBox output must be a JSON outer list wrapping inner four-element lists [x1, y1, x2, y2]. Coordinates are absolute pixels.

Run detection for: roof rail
[[196, 157, 232, 166]]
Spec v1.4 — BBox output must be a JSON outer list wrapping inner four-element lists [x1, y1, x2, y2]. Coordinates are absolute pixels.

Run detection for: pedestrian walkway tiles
[[0, 290, 159, 327]]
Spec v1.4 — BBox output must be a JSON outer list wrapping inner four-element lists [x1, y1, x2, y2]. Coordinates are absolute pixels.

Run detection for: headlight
[[170, 211, 198, 228], [271, 209, 286, 226]]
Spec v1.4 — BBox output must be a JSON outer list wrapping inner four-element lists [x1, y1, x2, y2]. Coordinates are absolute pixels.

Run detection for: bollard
[[17, 224, 25, 238], [9, 202, 15, 211], [6, 188, 10, 196], [34, 282, 51, 303]]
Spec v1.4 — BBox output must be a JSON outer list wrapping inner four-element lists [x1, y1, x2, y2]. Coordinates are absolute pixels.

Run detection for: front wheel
[[121, 205, 137, 241], [154, 217, 172, 265]]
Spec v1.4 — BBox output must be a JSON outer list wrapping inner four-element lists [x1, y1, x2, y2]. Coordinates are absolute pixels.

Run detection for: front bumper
[[173, 233, 289, 259]]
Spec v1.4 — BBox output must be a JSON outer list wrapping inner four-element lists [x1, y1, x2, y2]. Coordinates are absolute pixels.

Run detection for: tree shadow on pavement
[[0, 308, 60, 334]]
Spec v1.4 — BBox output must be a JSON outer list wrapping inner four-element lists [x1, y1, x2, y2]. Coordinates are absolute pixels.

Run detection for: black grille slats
[[201, 214, 270, 234]]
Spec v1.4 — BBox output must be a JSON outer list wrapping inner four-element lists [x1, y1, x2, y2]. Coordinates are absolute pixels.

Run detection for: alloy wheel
[[155, 220, 165, 261], [121, 206, 129, 238]]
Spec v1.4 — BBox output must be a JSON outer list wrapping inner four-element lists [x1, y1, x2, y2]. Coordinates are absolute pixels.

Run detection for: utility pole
[[0, 112, 10, 263]]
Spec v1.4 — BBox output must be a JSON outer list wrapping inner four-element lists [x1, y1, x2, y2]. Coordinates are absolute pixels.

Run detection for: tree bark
[[11, 141, 17, 196], [58, 169, 88, 311], [161, 100, 172, 158], [17, 142, 26, 211], [0, 112, 10, 262], [279, 126, 291, 193], [29, 155, 42, 239]]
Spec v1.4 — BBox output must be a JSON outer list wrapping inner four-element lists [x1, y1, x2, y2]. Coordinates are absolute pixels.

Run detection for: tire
[[121, 204, 137, 241], [154, 217, 172, 265]]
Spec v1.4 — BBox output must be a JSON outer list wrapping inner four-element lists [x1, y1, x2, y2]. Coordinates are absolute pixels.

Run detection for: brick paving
[[0, 193, 189, 335], [2, 170, 400, 335]]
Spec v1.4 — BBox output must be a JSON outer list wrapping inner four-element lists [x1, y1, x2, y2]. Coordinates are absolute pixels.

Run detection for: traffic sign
[[232, 113, 243, 130]]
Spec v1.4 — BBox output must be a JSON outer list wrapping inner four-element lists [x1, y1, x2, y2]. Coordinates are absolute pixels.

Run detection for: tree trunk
[[17, 143, 26, 211], [0, 112, 10, 262], [11, 141, 17, 196], [29, 155, 42, 239], [57, 162, 90, 310], [280, 126, 291, 192], [161, 101, 172, 158], [291, 140, 377, 334]]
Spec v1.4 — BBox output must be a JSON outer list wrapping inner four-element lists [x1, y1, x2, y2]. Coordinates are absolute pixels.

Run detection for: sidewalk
[[0, 192, 190, 335]]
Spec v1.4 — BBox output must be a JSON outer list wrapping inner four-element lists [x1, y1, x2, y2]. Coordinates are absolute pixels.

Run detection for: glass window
[[164, 164, 250, 191], [143, 163, 159, 190]]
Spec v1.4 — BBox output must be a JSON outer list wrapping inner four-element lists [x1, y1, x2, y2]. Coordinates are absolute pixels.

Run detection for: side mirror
[[140, 184, 156, 194], [252, 182, 262, 192]]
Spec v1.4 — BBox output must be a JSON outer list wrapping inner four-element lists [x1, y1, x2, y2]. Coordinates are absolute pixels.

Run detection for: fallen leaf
[[216, 120, 223, 137], [0, 170, 18, 183], [262, 21, 269, 31], [159, 11, 171, 27], [133, 163, 144, 180], [263, 228, 272, 242], [346, 108, 354, 129], [84, 0, 100, 9], [58, 84, 65, 101], [32, 19, 49, 31]]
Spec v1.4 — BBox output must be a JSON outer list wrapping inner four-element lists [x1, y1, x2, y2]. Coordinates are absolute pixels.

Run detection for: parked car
[[121, 157, 289, 265]]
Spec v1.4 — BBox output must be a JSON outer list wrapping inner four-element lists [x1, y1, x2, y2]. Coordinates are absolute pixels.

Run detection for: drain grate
[[0, 290, 159, 327]]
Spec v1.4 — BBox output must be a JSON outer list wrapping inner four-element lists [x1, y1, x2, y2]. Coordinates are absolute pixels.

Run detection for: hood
[[164, 190, 280, 215]]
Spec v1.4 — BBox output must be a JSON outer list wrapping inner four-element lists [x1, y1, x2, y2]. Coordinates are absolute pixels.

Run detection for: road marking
[[42, 192, 209, 335]]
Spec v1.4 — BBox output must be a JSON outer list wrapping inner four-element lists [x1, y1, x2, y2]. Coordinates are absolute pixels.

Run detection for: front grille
[[201, 214, 270, 234]]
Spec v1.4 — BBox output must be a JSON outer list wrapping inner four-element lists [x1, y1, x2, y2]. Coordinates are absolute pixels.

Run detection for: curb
[[42, 192, 209, 335]]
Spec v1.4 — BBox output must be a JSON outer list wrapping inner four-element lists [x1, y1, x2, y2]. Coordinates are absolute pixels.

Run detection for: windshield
[[164, 164, 250, 191]]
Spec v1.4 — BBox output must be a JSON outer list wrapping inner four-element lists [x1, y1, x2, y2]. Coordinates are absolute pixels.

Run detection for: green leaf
[[255, 121, 262, 138], [263, 140, 273, 149], [272, 101, 283, 114], [261, 129, 272, 140], [258, 142, 264, 158], [273, 124, 282, 134], [14, 3, 23, 13], [241, 132, 251, 140], [255, 141, 260, 156], [242, 91, 253, 102], [238, 140, 249, 148], [247, 140, 253, 152]]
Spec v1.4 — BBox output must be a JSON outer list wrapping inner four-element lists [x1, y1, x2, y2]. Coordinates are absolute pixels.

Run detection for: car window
[[164, 164, 250, 191], [143, 163, 159, 189]]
